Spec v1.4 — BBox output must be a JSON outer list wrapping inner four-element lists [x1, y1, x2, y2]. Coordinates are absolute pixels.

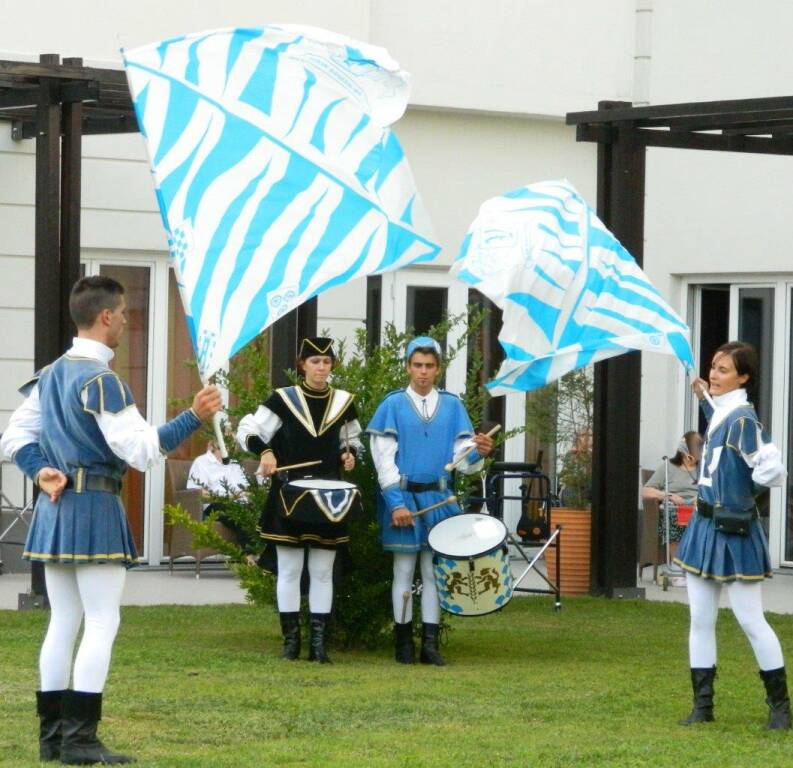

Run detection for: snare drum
[[278, 478, 360, 525], [428, 513, 514, 616]]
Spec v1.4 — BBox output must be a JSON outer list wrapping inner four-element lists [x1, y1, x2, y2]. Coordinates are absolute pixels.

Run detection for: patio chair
[[164, 459, 242, 578], [637, 468, 664, 582]]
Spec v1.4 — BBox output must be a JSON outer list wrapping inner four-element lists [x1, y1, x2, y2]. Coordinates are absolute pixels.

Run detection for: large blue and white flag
[[123, 26, 439, 379], [452, 180, 694, 394]]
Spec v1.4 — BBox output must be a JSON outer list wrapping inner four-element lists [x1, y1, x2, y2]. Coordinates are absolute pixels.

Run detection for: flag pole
[[212, 412, 230, 465], [688, 369, 716, 410]]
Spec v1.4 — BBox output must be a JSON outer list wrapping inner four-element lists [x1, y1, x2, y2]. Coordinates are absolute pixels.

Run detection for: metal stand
[[479, 461, 562, 610], [0, 462, 34, 574], [659, 455, 684, 591]]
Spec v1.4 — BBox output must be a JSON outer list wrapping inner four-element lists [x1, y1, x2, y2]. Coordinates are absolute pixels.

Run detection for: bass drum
[[428, 513, 513, 616]]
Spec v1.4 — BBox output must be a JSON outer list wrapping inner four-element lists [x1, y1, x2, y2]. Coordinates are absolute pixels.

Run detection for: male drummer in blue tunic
[[1, 276, 222, 764], [368, 336, 493, 666]]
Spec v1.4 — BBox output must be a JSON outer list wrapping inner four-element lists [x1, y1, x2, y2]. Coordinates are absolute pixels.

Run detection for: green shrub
[[165, 307, 498, 648]]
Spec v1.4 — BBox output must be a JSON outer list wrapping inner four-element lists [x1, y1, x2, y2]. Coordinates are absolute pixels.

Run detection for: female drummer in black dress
[[236, 338, 362, 663]]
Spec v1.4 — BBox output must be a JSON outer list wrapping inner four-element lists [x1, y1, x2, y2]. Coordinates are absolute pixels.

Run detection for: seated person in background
[[642, 431, 703, 554], [187, 440, 251, 513], [187, 440, 261, 551]]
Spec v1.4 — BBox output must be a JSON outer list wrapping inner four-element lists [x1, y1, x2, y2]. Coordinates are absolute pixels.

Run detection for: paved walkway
[[0, 564, 247, 610], [2, 558, 792, 613]]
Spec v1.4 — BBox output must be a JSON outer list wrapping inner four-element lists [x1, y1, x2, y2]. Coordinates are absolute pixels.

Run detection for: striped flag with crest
[[123, 25, 439, 379], [452, 180, 694, 394]]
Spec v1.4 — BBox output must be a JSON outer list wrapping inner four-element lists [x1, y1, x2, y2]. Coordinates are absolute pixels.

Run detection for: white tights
[[40, 563, 126, 693], [392, 550, 440, 624], [686, 572, 784, 670], [275, 546, 335, 613]]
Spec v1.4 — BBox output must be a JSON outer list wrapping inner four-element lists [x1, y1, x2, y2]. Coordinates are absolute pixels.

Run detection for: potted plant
[[527, 368, 593, 595]]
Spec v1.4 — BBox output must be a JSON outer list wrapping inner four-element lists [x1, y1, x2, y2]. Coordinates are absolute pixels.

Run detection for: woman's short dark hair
[[69, 276, 125, 329], [713, 340, 758, 388], [669, 431, 701, 467]]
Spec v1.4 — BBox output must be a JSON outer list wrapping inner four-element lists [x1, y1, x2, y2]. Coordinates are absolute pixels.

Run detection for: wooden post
[[59, 57, 83, 350], [29, 53, 63, 602], [590, 101, 646, 597]]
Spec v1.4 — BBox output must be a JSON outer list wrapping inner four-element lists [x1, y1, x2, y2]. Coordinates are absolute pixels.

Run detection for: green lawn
[[1, 597, 792, 767]]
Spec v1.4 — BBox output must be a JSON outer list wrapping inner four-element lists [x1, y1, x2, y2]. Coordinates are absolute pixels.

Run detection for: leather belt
[[401, 478, 448, 493], [696, 499, 757, 520], [66, 470, 122, 495]]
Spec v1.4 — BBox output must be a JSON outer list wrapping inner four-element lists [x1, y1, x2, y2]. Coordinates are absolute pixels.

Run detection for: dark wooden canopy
[[566, 96, 793, 596], [0, 56, 138, 138], [569, 96, 793, 155]]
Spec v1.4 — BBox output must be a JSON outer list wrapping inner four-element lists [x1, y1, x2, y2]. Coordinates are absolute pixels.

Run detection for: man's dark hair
[[69, 276, 125, 328], [406, 346, 441, 366]]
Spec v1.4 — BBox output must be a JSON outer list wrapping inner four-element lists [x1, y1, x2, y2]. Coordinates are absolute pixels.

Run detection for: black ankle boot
[[60, 690, 136, 765], [279, 612, 301, 660], [760, 667, 792, 730], [419, 623, 445, 667], [394, 622, 415, 664], [36, 689, 65, 762], [679, 667, 716, 725], [307, 613, 332, 664]]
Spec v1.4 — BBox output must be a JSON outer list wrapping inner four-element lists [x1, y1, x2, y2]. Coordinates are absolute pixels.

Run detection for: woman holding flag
[[675, 341, 790, 730], [236, 338, 363, 664]]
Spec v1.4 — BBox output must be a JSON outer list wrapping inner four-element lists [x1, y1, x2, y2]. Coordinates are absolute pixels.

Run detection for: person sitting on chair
[[642, 431, 703, 557]]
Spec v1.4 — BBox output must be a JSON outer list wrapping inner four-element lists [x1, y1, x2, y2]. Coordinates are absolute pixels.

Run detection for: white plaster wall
[[649, 0, 793, 104], [371, 0, 635, 116], [0, 1, 370, 64]]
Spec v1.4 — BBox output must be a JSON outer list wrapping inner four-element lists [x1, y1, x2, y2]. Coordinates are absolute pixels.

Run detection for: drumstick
[[411, 495, 457, 519], [443, 424, 501, 473], [276, 459, 322, 473], [342, 422, 350, 474]]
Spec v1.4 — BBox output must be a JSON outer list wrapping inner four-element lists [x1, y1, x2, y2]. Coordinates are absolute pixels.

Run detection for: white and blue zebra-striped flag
[[123, 26, 440, 379], [452, 180, 694, 394]]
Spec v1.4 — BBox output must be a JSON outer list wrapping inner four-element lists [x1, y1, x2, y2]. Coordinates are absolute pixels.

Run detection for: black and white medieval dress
[[236, 382, 363, 549]]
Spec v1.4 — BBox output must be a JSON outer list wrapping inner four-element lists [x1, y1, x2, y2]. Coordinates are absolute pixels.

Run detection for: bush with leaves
[[165, 308, 495, 648]]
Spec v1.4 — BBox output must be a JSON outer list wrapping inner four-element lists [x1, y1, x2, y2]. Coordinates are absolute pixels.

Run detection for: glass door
[[83, 261, 154, 557], [730, 285, 774, 426]]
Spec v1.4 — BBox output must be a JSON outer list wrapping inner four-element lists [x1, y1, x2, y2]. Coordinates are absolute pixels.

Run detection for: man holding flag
[[1, 276, 222, 765]]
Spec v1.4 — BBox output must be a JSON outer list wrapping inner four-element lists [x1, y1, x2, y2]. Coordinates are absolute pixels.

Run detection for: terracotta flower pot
[[545, 507, 591, 596]]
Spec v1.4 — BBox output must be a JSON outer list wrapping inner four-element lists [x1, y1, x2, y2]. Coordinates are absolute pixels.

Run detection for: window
[[406, 285, 447, 337]]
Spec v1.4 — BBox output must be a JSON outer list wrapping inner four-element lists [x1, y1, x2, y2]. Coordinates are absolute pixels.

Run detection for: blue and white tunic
[[1, 337, 202, 566], [368, 387, 483, 553], [674, 388, 786, 582]]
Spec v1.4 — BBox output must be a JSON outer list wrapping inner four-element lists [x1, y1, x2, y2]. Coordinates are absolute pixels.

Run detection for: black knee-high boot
[[279, 612, 301, 660], [60, 690, 136, 765], [419, 623, 445, 667], [679, 667, 716, 725], [394, 622, 415, 664], [760, 667, 792, 730], [307, 613, 332, 664], [36, 690, 65, 762]]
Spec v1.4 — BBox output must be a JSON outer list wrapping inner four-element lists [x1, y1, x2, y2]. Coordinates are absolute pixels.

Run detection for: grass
[[1, 597, 792, 767]]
